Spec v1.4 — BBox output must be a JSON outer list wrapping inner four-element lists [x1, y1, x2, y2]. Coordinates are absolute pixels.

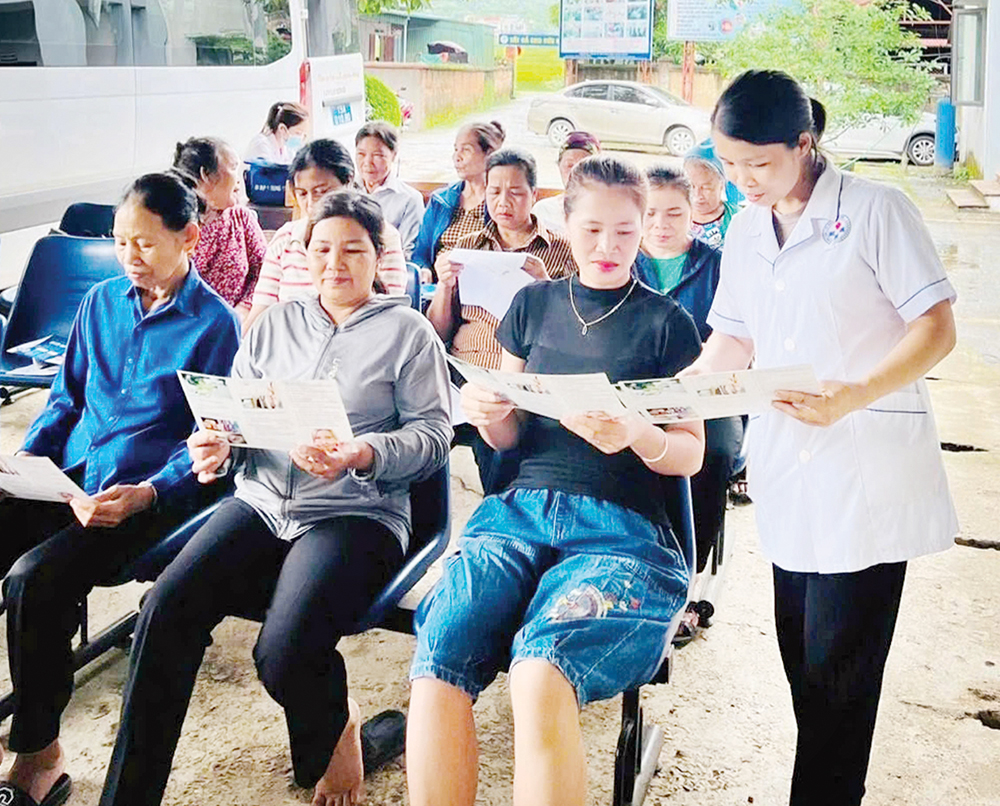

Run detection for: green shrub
[[364, 74, 402, 126]]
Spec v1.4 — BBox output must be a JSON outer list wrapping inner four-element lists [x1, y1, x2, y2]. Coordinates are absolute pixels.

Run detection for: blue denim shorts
[[410, 488, 690, 705]]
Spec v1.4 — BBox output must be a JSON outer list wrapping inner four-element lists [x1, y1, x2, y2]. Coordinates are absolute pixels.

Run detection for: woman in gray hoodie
[[100, 192, 452, 806]]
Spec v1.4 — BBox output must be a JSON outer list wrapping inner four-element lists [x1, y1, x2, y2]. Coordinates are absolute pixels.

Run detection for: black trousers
[[100, 498, 403, 806], [690, 416, 744, 573], [0, 492, 215, 754], [773, 561, 907, 806]]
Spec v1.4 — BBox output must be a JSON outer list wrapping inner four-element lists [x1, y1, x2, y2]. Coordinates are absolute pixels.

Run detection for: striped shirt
[[437, 203, 486, 259], [251, 218, 408, 309], [450, 218, 576, 369]]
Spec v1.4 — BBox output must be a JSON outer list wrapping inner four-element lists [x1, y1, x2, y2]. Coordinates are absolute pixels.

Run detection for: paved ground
[[0, 97, 999, 805]]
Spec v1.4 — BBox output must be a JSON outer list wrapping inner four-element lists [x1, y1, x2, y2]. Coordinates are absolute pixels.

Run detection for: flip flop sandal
[[0, 773, 72, 806], [671, 603, 702, 649], [361, 709, 406, 776]]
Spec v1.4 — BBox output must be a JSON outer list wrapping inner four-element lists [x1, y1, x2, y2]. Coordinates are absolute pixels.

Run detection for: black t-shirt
[[496, 275, 702, 524]]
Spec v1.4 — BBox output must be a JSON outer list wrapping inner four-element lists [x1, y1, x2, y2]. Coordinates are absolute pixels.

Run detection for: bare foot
[[5, 739, 65, 804], [312, 698, 365, 806]]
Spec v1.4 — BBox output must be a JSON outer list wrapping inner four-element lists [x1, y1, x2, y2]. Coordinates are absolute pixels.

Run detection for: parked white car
[[527, 80, 712, 155], [824, 111, 941, 166]]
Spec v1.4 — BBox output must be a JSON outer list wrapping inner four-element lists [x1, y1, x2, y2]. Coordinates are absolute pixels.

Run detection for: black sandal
[[0, 773, 72, 806], [361, 709, 406, 775]]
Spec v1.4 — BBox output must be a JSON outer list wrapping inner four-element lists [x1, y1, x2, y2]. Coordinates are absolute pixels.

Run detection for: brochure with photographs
[[177, 371, 354, 451], [7, 335, 68, 376], [614, 365, 821, 423], [449, 358, 820, 423], [447, 357, 627, 422], [0, 455, 88, 503]]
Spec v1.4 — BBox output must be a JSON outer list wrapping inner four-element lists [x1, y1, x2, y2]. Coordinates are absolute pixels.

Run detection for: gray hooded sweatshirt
[[232, 294, 452, 551]]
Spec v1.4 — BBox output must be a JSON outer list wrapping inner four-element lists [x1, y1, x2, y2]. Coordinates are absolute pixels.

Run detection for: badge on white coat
[[822, 215, 852, 245]]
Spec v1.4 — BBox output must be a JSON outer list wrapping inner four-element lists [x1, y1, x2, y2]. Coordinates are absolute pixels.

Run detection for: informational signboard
[[499, 33, 560, 47], [559, 0, 653, 59], [667, 0, 795, 43]]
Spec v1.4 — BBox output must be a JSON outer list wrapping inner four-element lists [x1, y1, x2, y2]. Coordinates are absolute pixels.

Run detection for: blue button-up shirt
[[22, 267, 240, 506]]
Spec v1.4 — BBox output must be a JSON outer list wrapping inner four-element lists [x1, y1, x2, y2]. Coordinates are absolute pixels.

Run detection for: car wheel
[[547, 119, 574, 148], [907, 134, 936, 167], [664, 125, 695, 156]]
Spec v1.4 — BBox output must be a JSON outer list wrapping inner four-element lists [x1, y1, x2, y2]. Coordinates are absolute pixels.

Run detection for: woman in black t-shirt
[[407, 155, 705, 806]]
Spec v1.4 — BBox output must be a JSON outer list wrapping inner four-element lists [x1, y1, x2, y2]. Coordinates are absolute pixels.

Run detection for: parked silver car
[[527, 80, 712, 156], [823, 111, 940, 167]]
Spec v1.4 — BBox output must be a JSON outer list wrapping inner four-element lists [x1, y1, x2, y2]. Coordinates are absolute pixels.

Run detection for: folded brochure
[[0, 455, 88, 503], [177, 371, 354, 451], [448, 357, 820, 423]]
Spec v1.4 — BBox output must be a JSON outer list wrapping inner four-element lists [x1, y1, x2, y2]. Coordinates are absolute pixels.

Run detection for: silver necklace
[[568, 277, 637, 335]]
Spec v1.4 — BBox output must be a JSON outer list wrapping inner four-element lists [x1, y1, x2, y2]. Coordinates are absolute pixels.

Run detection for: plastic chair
[[58, 203, 115, 238], [0, 462, 452, 722], [0, 235, 121, 402], [404, 261, 421, 311], [0, 494, 229, 723], [612, 475, 697, 806]]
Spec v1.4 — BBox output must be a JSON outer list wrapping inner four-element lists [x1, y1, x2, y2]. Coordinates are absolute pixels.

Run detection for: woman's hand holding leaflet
[[70, 484, 156, 528], [460, 382, 516, 428], [560, 410, 648, 455], [434, 251, 463, 290], [772, 380, 866, 427], [290, 440, 374, 480], [188, 429, 232, 483]]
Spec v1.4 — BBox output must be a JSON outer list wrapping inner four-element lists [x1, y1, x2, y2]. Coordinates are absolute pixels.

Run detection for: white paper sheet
[[0, 455, 89, 503], [452, 249, 534, 321], [177, 372, 354, 451]]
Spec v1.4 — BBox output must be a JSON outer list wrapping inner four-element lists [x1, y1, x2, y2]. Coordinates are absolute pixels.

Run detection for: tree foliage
[[358, 0, 430, 14], [707, 0, 935, 129]]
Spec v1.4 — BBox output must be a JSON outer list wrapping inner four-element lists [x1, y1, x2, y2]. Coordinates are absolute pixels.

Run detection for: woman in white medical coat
[[686, 70, 958, 806]]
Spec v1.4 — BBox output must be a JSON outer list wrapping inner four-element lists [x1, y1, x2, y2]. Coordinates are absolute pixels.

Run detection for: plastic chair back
[[59, 203, 115, 238], [350, 459, 452, 632], [0, 235, 121, 388], [661, 474, 696, 576], [405, 262, 421, 310]]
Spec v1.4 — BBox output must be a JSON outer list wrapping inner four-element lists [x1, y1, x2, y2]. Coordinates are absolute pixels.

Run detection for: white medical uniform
[[707, 162, 958, 574]]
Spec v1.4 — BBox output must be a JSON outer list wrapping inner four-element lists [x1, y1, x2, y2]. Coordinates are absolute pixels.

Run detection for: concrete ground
[[0, 97, 999, 804]]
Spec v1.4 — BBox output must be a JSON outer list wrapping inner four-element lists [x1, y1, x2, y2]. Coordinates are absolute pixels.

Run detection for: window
[[612, 85, 659, 107], [0, 0, 126, 67], [568, 83, 609, 101], [305, 0, 360, 57], [953, 4, 986, 106], [0, 0, 298, 67], [152, 0, 293, 66]]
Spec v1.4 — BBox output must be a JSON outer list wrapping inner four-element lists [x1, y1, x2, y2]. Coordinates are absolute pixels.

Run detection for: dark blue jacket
[[411, 180, 491, 270], [633, 238, 721, 342]]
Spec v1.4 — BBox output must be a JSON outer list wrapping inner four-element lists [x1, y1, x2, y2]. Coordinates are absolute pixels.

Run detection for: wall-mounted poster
[[560, 0, 653, 59], [666, 0, 796, 43]]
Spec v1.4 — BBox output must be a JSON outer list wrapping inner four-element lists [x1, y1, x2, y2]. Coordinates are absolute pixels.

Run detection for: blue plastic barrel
[[935, 98, 956, 169]]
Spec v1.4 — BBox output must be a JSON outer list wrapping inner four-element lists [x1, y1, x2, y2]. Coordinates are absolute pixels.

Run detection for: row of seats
[[0, 226, 420, 404], [0, 202, 696, 805]]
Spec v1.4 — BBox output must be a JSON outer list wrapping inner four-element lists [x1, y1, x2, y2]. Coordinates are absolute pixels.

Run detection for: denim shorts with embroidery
[[410, 487, 691, 705]]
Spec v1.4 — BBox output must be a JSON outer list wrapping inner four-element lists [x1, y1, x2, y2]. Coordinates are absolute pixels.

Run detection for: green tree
[[358, 0, 430, 13], [708, 0, 935, 129]]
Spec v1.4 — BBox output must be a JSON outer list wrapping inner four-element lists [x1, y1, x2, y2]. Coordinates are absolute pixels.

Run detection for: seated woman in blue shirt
[[410, 121, 505, 277], [0, 173, 240, 806], [634, 166, 744, 638]]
